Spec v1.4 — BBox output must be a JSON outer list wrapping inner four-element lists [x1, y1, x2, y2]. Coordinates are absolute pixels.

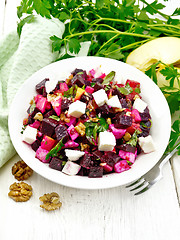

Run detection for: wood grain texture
[[0, 1, 180, 240], [0, 155, 180, 240]]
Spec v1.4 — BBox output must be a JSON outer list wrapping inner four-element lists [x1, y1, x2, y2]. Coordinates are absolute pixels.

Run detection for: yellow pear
[[126, 37, 180, 88]]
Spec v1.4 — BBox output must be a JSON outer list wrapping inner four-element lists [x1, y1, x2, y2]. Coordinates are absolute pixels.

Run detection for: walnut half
[[12, 160, 33, 181], [39, 192, 62, 211], [8, 182, 32, 202]]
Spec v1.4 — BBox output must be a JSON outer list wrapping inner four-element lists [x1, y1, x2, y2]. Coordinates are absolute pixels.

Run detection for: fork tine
[[130, 180, 146, 191], [134, 184, 151, 195], [126, 177, 143, 188]]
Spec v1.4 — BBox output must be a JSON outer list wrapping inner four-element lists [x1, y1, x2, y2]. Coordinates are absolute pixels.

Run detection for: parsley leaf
[[116, 82, 133, 95], [45, 138, 64, 160], [102, 71, 115, 85], [68, 38, 81, 54]]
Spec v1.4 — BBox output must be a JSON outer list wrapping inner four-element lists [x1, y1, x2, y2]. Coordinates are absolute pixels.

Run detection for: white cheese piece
[[45, 72, 68, 93], [98, 131, 116, 151], [92, 89, 108, 107], [107, 95, 122, 109], [138, 135, 155, 153], [68, 100, 86, 118], [62, 161, 81, 175], [133, 98, 147, 113], [22, 126, 37, 144], [65, 149, 85, 161]]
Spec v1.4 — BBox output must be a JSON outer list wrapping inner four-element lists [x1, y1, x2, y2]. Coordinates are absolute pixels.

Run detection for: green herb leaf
[[49, 115, 60, 121], [45, 138, 64, 160], [127, 130, 142, 147], [102, 71, 115, 85], [68, 38, 81, 54], [116, 83, 133, 95], [63, 85, 78, 98]]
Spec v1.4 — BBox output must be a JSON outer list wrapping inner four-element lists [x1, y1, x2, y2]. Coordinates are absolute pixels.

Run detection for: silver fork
[[126, 143, 180, 195]]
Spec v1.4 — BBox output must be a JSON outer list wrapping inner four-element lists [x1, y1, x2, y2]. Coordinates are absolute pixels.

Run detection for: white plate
[[8, 56, 171, 189]]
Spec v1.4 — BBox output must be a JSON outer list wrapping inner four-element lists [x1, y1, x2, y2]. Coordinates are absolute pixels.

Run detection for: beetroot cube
[[41, 118, 59, 137], [35, 78, 49, 95], [41, 135, 56, 151], [29, 120, 41, 129], [114, 114, 132, 128], [92, 78, 103, 84], [71, 74, 85, 87], [94, 82, 104, 92], [31, 139, 41, 152], [35, 95, 49, 113], [80, 154, 92, 169], [49, 157, 64, 171], [35, 146, 50, 163], [61, 98, 72, 111], [114, 160, 130, 173], [117, 144, 137, 154], [88, 166, 103, 178], [67, 125, 79, 141], [55, 124, 69, 142], [118, 150, 136, 163]]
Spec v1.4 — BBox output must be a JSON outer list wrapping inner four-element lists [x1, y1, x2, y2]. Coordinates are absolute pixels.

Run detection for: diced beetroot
[[118, 150, 136, 163], [114, 114, 132, 128], [59, 82, 69, 93], [131, 109, 141, 122], [65, 116, 76, 127], [98, 73, 106, 79], [55, 124, 69, 142], [126, 79, 140, 89], [49, 157, 64, 171], [109, 124, 126, 139], [71, 75, 85, 87], [35, 78, 49, 95], [35, 146, 50, 163], [41, 135, 56, 151], [100, 163, 113, 172], [31, 139, 41, 152], [51, 95, 62, 116], [126, 123, 141, 135], [117, 144, 137, 153], [85, 86, 94, 94], [29, 120, 41, 129], [35, 95, 49, 113], [88, 166, 103, 178], [41, 118, 59, 137], [64, 140, 79, 148], [61, 98, 72, 111], [80, 153, 92, 169], [89, 69, 96, 77], [67, 124, 79, 141], [126, 91, 139, 101], [114, 160, 131, 173]]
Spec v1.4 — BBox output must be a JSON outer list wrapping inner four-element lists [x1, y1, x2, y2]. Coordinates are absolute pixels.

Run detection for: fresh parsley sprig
[[17, 0, 180, 61]]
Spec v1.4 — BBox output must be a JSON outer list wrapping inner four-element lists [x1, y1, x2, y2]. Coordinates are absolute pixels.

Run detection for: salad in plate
[[21, 67, 155, 178]]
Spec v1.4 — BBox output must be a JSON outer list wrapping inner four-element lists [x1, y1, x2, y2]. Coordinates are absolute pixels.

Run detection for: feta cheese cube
[[68, 100, 86, 118], [133, 98, 147, 113], [22, 126, 37, 144], [62, 161, 81, 175], [92, 89, 108, 107], [107, 95, 122, 108], [98, 131, 116, 151], [138, 135, 155, 153], [65, 149, 85, 161]]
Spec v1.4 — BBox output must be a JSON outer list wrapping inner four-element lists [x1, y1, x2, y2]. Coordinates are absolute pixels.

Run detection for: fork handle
[[159, 143, 180, 169]]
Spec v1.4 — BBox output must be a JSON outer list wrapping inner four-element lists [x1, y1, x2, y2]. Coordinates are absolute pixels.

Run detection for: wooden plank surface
[[0, 1, 180, 240], [0, 154, 180, 240]]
